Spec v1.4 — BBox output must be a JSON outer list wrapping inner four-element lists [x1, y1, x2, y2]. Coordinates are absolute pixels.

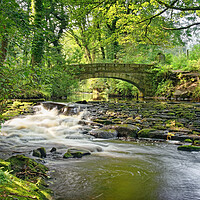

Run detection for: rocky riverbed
[[84, 100, 200, 143]]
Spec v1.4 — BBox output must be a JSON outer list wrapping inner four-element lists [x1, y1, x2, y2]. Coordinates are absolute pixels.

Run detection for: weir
[[41, 101, 91, 115]]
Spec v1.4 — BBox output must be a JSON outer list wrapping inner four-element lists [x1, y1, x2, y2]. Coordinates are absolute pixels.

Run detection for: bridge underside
[[80, 73, 145, 93], [74, 63, 156, 97]]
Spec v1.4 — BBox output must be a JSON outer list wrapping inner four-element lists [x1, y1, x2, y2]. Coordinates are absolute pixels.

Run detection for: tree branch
[[144, 19, 155, 44], [156, 0, 200, 11], [138, 0, 179, 24], [163, 22, 200, 30]]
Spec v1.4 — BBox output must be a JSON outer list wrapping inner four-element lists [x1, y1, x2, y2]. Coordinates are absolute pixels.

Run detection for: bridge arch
[[74, 63, 157, 97], [82, 76, 143, 95]]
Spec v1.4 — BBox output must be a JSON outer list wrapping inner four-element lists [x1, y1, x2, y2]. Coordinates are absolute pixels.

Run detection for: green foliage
[[2, 101, 33, 119], [77, 78, 139, 97], [108, 79, 139, 97], [155, 80, 174, 97], [0, 0, 199, 105]]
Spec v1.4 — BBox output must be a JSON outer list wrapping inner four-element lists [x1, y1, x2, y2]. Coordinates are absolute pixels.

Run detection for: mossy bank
[[0, 155, 52, 200]]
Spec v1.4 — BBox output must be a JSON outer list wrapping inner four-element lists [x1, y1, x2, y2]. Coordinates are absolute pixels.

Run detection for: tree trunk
[[97, 23, 105, 60], [85, 45, 92, 63], [0, 26, 8, 67], [31, 0, 44, 68]]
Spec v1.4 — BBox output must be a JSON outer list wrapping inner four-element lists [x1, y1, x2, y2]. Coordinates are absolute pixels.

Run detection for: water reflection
[[65, 93, 139, 103]]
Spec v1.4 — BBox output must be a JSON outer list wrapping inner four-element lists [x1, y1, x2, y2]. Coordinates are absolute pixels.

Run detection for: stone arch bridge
[[73, 63, 157, 97]]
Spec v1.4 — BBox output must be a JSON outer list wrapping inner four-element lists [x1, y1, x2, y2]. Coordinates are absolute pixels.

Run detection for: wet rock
[[63, 148, 91, 159], [153, 114, 176, 119], [111, 118, 123, 124], [89, 128, 117, 139], [33, 150, 41, 158], [123, 117, 135, 124], [138, 129, 168, 139], [93, 118, 113, 125], [75, 100, 87, 104], [111, 124, 139, 138], [63, 151, 73, 159], [33, 147, 46, 158], [50, 147, 56, 153], [173, 134, 200, 142], [37, 147, 46, 158], [177, 145, 200, 151]]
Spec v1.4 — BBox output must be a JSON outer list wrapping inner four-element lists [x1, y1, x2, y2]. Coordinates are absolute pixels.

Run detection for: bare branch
[[163, 22, 200, 30]]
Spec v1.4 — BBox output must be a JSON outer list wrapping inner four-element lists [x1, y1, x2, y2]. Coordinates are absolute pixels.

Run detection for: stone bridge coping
[[73, 63, 154, 68]]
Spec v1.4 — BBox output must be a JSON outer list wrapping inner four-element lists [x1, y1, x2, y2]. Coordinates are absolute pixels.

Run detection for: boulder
[[6, 155, 49, 182], [177, 145, 200, 151], [33, 150, 41, 158], [89, 128, 117, 139], [138, 129, 168, 139], [112, 124, 139, 138], [50, 147, 56, 153], [33, 147, 46, 158], [63, 148, 91, 159]]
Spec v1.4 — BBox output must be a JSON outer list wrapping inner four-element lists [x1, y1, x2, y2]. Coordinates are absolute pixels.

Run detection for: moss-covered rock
[[0, 168, 52, 199], [0, 159, 11, 171], [112, 124, 139, 138], [93, 119, 113, 125], [6, 155, 49, 182], [138, 128, 167, 139], [137, 129, 156, 138], [194, 140, 200, 145], [32, 147, 47, 158], [184, 139, 193, 143], [0, 155, 52, 199], [2, 101, 34, 120], [63, 148, 91, 159], [63, 152, 73, 159], [177, 145, 200, 151], [89, 128, 117, 139], [37, 147, 47, 158], [33, 149, 42, 158]]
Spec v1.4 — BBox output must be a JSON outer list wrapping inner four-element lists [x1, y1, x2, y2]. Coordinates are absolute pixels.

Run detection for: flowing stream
[[0, 103, 200, 200]]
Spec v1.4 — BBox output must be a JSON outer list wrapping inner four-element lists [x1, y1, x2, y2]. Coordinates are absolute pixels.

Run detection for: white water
[[0, 105, 110, 155]]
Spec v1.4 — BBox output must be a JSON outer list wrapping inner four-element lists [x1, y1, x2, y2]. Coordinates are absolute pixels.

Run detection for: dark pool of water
[[47, 141, 200, 200]]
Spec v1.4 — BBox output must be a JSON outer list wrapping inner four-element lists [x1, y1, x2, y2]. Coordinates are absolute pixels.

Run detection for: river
[[0, 100, 200, 200]]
